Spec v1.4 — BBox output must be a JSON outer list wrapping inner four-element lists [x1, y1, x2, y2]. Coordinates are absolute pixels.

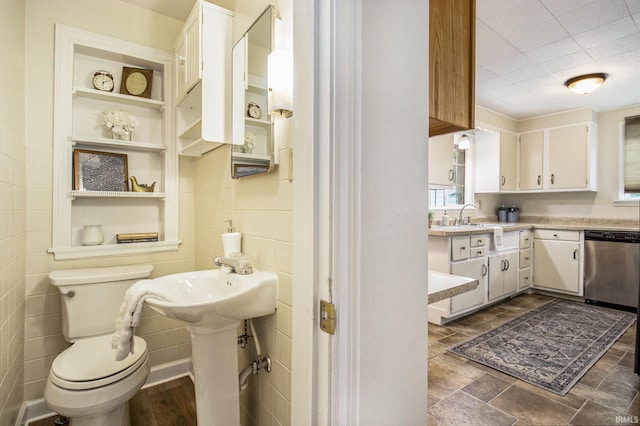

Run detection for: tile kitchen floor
[[428, 293, 640, 426]]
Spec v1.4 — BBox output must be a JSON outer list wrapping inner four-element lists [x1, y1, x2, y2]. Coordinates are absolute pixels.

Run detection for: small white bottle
[[222, 220, 242, 257], [441, 211, 450, 226]]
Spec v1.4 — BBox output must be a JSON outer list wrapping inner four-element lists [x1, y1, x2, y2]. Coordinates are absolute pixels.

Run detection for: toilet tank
[[49, 264, 153, 342]]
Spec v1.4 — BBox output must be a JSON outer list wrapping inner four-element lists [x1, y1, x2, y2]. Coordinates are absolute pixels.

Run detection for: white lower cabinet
[[533, 230, 583, 295], [488, 250, 518, 301], [450, 257, 488, 313]]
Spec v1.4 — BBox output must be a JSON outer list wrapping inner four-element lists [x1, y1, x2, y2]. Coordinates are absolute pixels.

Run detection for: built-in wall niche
[[51, 25, 179, 260]]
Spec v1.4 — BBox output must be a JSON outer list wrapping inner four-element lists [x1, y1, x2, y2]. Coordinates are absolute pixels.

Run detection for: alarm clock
[[92, 70, 114, 92], [247, 102, 262, 119]]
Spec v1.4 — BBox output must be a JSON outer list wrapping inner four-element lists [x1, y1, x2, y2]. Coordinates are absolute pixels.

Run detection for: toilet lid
[[50, 334, 147, 390]]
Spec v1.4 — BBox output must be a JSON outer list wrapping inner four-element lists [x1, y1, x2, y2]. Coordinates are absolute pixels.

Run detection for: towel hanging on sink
[[493, 226, 504, 249]]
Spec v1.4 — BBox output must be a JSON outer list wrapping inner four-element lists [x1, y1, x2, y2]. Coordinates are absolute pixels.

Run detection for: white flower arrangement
[[103, 109, 139, 139], [243, 131, 256, 153]]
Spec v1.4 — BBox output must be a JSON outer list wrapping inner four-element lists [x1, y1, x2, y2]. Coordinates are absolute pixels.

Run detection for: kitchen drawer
[[519, 248, 532, 268], [519, 230, 532, 249], [519, 268, 531, 289], [471, 247, 486, 258], [471, 235, 488, 247], [534, 229, 580, 241], [451, 236, 470, 261]]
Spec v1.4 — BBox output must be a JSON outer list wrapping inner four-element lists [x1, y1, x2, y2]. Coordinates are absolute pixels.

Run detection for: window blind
[[624, 115, 640, 193]]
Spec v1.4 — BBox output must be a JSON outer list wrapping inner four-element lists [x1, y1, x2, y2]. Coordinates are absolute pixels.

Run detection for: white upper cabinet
[[518, 130, 544, 190], [175, 1, 233, 156], [548, 123, 595, 190], [474, 128, 517, 193], [428, 133, 455, 187]]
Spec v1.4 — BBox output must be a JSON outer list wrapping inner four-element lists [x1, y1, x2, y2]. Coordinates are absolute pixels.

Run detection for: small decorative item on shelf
[[120, 67, 153, 98], [103, 109, 138, 141], [81, 224, 104, 246], [129, 176, 156, 192], [428, 211, 434, 228], [243, 131, 255, 154], [247, 102, 262, 119]]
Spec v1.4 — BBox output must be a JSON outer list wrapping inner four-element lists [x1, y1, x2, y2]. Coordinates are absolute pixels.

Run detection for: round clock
[[247, 102, 262, 119], [124, 71, 148, 96], [92, 70, 114, 92]]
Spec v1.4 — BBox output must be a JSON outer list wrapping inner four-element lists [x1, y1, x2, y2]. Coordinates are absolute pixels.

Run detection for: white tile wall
[[195, 123, 293, 426], [1, 1, 26, 424]]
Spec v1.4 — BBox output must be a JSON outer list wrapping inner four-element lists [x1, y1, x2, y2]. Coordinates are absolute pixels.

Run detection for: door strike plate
[[320, 300, 336, 335]]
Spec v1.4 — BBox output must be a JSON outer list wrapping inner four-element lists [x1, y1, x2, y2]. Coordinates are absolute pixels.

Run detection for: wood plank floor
[[29, 376, 196, 426]]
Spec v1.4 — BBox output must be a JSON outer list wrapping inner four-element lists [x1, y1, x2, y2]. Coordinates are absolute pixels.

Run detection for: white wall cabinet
[[487, 250, 518, 301], [51, 25, 179, 260], [175, 1, 234, 156], [518, 130, 544, 190], [428, 133, 455, 187], [533, 229, 583, 295], [548, 123, 595, 190], [474, 128, 517, 193]]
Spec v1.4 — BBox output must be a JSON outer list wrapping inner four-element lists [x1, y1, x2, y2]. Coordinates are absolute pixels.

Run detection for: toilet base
[[68, 402, 130, 426]]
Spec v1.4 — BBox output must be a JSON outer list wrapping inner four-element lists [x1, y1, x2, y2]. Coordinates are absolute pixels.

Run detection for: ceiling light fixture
[[564, 73, 608, 95]]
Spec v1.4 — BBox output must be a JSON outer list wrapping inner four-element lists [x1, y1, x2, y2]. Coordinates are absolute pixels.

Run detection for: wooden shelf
[[70, 190, 165, 199]]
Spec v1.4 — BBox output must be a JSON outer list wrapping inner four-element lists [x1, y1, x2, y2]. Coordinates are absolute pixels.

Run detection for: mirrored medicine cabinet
[[231, 5, 276, 179]]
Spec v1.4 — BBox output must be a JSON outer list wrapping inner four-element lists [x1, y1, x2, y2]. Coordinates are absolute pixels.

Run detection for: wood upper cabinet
[[429, 0, 476, 137]]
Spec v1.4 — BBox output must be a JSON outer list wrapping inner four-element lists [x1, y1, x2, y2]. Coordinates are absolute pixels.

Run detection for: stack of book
[[116, 232, 159, 244]]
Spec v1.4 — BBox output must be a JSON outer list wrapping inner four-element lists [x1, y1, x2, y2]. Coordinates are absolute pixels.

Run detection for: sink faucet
[[214, 256, 253, 275], [458, 203, 479, 225]]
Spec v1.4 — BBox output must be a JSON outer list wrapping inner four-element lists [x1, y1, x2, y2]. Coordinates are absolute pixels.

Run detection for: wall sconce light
[[457, 134, 471, 150], [564, 73, 608, 95], [268, 47, 293, 118]]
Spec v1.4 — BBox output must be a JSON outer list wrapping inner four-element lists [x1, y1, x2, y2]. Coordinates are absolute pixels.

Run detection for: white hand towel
[[111, 279, 173, 361], [493, 226, 504, 249]]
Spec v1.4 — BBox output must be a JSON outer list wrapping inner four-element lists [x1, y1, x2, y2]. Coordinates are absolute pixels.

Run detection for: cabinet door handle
[[482, 264, 488, 276], [573, 249, 578, 260], [460, 246, 466, 251], [448, 169, 454, 182], [500, 259, 505, 271], [551, 173, 555, 184], [178, 55, 186, 65], [501, 175, 506, 186], [505, 259, 510, 270], [537, 175, 541, 185]]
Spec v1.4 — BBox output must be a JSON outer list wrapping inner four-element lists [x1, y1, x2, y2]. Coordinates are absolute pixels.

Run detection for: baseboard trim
[[19, 357, 193, 425]]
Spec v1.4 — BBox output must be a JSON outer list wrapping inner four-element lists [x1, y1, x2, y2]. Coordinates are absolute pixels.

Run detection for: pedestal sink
[[144, 269, 278, 425]]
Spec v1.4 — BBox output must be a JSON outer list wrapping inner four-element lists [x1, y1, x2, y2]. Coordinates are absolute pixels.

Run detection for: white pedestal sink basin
[[144, 269, 278, 426]]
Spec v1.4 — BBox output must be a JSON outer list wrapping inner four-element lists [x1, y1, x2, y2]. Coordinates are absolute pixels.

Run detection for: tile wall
[[193, 130, 294, 426], [0, 1, 26, 424]]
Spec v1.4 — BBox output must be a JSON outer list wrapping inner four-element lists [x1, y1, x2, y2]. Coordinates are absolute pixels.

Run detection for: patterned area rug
[[448, 299, 637, 395]]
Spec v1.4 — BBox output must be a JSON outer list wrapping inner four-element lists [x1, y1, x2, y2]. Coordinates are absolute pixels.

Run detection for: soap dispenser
[[222, 220, 242, 257], [441, 210, 450, 226]]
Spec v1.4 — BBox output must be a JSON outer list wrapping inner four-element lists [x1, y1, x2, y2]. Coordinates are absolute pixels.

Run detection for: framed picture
[[233, 163, 270, 178], [74, 149, 128, 191], [120, 67, 153, 98]]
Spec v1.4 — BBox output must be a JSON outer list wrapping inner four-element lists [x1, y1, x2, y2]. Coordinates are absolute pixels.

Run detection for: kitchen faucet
[[214, 256, 253, 275], [458, 203, 479, 225]]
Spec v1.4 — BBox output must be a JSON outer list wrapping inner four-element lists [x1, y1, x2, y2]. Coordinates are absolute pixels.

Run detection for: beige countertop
[[429, 220, 639, 237], [428, 271, 479, 304]]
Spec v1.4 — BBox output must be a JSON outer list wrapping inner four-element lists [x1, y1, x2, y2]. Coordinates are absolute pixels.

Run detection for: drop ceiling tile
[[501, 64, 552, 84], [484, 54, 535, 75], [525, 38, 583, 62], [540, 0, 600, 16], [573, 17, 637, 48], [507, 19, 569, 52], [539, 50, 594, 72], [476, 66, 498, 83], [476, 21, 522, 66], [626, 0, 640, 14], [586, 32, 640, 59], [475, 76, 513, 93], [556, 0, 629, 35]]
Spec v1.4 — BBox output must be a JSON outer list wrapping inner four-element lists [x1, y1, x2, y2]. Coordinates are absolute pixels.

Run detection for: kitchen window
[[616, 115, 640, 205]]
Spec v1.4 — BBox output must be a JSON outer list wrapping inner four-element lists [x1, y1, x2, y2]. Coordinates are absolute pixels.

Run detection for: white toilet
[[44, 264, 154, 426]]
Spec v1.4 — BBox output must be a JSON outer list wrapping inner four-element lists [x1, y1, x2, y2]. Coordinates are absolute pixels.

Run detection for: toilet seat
[[50, 334, 148, 391]]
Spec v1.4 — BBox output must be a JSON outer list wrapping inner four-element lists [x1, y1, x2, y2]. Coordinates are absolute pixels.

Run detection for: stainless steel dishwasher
[[584, 230, 639, 309]]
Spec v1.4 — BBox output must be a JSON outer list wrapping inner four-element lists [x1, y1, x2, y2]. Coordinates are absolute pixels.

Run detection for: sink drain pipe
[[239, 318, 272, 391]]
